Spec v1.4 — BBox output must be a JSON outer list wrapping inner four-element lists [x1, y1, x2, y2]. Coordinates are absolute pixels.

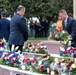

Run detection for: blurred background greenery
[[0, 0, 73, 38], [0, 0, 73, 22]]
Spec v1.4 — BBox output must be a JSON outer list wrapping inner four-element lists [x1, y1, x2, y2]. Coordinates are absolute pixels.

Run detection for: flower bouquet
[[59, 46, 76, 58], [0, 38, 8, 52], [50, 57, 76, 75], [31, 54, 54, 74], [0, 51, 20, 67], [48, 30, 72, 41], [23, 42, 48, 54], [0, 38, 6, 47]]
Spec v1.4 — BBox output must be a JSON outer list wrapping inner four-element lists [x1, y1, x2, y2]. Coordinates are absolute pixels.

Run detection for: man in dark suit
[[34, 21, 42, 38], [8, 5, 28, 53], [59, 9, 76, 47], [0, 11, 10, 41], [41, 17, 49, 37]]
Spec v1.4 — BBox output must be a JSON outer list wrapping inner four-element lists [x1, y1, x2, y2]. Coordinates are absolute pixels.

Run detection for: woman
[[56, 16, 63, 31]]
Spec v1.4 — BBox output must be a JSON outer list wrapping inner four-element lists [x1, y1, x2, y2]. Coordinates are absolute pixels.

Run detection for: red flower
[[43, 55, 47, 58], [32, 59, 35, 63], [23, 58, 30, 63], [66, 61, 74, 69], [2, 42, 4, 46], [52, 33, 55, 36], [73, 54, 76, 58], [2, 57, 5, 60], [33, 48, 36, 51], [66, 64, 70, 69], [12, 60, 16, 64], [43, 54, 50, 58], [39, 65, 44, 71], [0, 43, 2, 47], [39, 48, 43, 53], [55, 70, 59, 75], [61, 60, 65, 63], [0, 42, 4, 47], [72, 47, 76, 50], [69, 61, 74, 65], [34, 44, 37, 46], [8, 57, 12, 60], [14, 56, 18, 59]]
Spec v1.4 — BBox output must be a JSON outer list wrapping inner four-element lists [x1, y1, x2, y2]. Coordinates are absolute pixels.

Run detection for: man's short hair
[[59, 9, 67, 14], [16, 5, 25, 11], [1, 11, 6, 17]]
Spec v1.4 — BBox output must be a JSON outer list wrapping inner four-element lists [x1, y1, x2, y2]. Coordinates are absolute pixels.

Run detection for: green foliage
[[32, 67, 47, 74], [71, 68, 76, 75], [0, 0, 73, 19]]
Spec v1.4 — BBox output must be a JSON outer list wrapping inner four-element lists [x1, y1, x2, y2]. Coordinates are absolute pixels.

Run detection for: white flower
[[71, 64, 76, 69], [63, 66, 67, 71], [29, 47, 32, 50], [64, 41, 67, 44], [13, 58, 16, 60], [68, 41, 71, 46], [55, 34, 58, 38], [54, 58, 58, 62], [0, 47, 4, 50], [62, 74, 66, 75], [37, 43, 39, 45], [54, 62, 58, 66], [21, 65, 25, 70], [15, 46, 19, 50], [60, 47, 65, 51], [47, 68, 50, 73], [49, 34, 52, 37], [32, 46, 34, 48], [17, 50, 21, 54], [26, 49, 28, 51], [9, 54, 13, 57], [23, 46, 25, 49], [30, 49, 33, 52], [67, 47, 71, 50], [40, 46, 44, 48], [35, 48, 38, 52], [51, 71, 55, 75], [38, 60, 42, 66], [75, 59, 76, 62], [47, 56, 50, 59], [48, 35, 52, 39], [61, 63, 65, 66], [62, 31, 65, 34], [44, 45, 47, 48], [5, 57, 7, 60], [50, 62, 57, 70]]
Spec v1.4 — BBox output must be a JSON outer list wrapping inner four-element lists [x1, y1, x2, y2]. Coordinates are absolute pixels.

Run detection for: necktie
[[64, 21, 67, 30]]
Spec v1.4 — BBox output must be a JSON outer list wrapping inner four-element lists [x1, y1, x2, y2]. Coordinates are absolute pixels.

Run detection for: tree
[[0, 0, 73, 21]]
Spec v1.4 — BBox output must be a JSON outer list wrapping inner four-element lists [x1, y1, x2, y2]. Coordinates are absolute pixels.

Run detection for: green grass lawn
[[28, 38, 48, 40]]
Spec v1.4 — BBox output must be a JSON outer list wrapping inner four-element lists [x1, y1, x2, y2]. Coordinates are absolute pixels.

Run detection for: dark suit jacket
[[0, 18, 10, 41], [62, 17, 76, 47], [8, 13, 28, 45], [41, 20, 49, 30]]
